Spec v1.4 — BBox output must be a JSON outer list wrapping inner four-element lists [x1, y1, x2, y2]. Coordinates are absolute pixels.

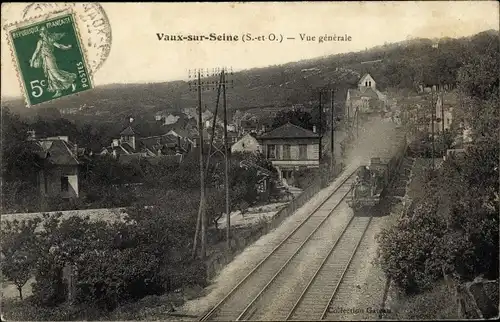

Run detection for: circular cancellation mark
[[19, 3, 112, 74]]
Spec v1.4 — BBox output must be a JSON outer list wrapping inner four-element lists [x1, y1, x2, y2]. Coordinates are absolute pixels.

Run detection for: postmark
[[2, 3, 112, 73], [4, 10, 93, 106]]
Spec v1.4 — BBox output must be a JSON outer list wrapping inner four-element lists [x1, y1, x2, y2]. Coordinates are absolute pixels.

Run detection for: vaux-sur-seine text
[[156, 32, 352, 43]]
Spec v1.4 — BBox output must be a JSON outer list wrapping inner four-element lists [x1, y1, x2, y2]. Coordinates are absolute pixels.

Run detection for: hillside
[[2, 29, 498, 125]]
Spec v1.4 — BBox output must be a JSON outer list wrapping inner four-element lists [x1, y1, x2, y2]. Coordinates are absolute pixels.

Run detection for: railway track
[[286, 216, 372, 321], [320, 217, 373, 321], [199, 170, 358, 321]]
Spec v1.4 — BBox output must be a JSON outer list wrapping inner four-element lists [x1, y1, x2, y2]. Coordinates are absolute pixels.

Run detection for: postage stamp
[[4, 9, 93, 106], [19, 3, 112, 73]]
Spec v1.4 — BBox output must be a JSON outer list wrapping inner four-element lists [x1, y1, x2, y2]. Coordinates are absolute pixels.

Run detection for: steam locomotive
[[346, 134, 406, 215]]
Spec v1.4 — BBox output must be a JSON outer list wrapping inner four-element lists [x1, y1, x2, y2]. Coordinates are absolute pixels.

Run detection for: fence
[[266, 163, 344, 233], [205, 162, 345, 279], [443, 273, 499, 319]]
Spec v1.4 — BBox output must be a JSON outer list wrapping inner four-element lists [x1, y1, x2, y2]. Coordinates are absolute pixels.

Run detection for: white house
[[231, 133, 261, 154], [345, 73, 387, 119]]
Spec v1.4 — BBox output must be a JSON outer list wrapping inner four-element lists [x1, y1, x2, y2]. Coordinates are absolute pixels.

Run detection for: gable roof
[[120, 125, 138, 136], [190, 127, 211, 140], [34, 139, 79, 166], [258, 122, 319, 139], [121, 142, 135, 154], [139, 134, 179, 153], [358, 73, 374, 85]]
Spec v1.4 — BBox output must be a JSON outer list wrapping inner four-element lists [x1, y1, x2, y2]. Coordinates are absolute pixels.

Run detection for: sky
[[1, 1, 499, 98]]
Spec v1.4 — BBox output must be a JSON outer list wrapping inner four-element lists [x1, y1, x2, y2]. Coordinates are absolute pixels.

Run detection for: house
[[28, 133, 80, 198], [155, 112, 180, 125], [401, 92, 455, 135], [430, 92, 454, 133], [345, 73, 387, 119], [100, 124, 190, 160], [258, 122, 320, 184], [189, 127, 211, 148], [231, 133, 261, 154], [183, 107, 213, 123]]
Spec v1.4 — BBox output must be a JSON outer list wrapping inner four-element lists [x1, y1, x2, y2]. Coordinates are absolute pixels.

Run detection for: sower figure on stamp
[[29, 26, 77, 98]]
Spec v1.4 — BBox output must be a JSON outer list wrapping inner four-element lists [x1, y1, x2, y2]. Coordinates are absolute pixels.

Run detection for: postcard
[[1, 2, 498, 321]]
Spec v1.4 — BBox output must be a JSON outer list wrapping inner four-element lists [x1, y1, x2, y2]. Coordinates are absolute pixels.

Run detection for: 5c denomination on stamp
[[5, 10, 93, 106], [21, 3, 112, 73]]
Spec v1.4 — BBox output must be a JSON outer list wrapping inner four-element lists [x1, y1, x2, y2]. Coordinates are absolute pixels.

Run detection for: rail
[[199, 168, 356, 321], [321, 217, 373, 319], [236, 179, 355, 321], [282, 216, 372, 320]]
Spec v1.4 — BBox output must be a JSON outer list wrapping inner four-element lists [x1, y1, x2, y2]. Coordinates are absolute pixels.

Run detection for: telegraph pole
[[356, 106, 360, 139], [430, 88, 435, 170], [441, 88, 445, 154], [190, 67, 233, 260], [330, 89, 335, 171], [222, 69, 231, 253], [197, 70, 207, 260], [318, 91, 323, 163]]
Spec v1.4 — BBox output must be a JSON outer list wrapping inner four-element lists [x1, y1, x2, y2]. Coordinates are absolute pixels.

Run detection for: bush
[[392, 281, 459, 319], [75, 248, 163, 310], [1, 204, 205, 315], [377, 200, 448, 293], [1, 298, 103, 321], [377, 140, 498, 294], [293, 168, 319, 189]]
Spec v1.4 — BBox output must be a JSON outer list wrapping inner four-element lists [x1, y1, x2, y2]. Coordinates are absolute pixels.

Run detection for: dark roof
[[121, 142, 135, 154], [118, 154, 142, 165], [35, 139, 79, 166], [120, 125, 138, 136], [258, 122, 319, 139], [190, 127, 211, 140], [27, 140, 49, 159], [139, 134, 178, 152]]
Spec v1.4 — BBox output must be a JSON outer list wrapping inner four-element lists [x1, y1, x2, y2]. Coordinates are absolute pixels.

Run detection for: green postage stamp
[[4, 9, 93, 106]]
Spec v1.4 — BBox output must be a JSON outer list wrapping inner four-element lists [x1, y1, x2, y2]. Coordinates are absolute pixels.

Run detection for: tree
[[1, 218, 41, 300], [206, 189, 226, 230], [378, 39, 499, 293], [1, 108, 39, 183], [378, 133, 499, 294], [271, 108, 326, 133]]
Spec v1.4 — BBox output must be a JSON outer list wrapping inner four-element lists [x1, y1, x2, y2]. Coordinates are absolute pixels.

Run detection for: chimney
[[72, 143, 78, 156], [129, 117, 134, 123], [112, 139, 119, 147], [313, 125, 317, 133]]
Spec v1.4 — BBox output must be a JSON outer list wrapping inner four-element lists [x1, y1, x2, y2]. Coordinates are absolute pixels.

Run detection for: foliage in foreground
[[1, 205, 205, 314], [378, 133, 498, 295], [377, 35, 499, 295]]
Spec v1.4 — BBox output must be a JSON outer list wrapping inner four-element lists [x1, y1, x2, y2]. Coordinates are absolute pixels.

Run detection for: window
[[267, 144, 276, 159], [282, 170, 291, 179], [283, 144, 291, 159], [299, 145, 307, 160], [61, 176, 69, 192]]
